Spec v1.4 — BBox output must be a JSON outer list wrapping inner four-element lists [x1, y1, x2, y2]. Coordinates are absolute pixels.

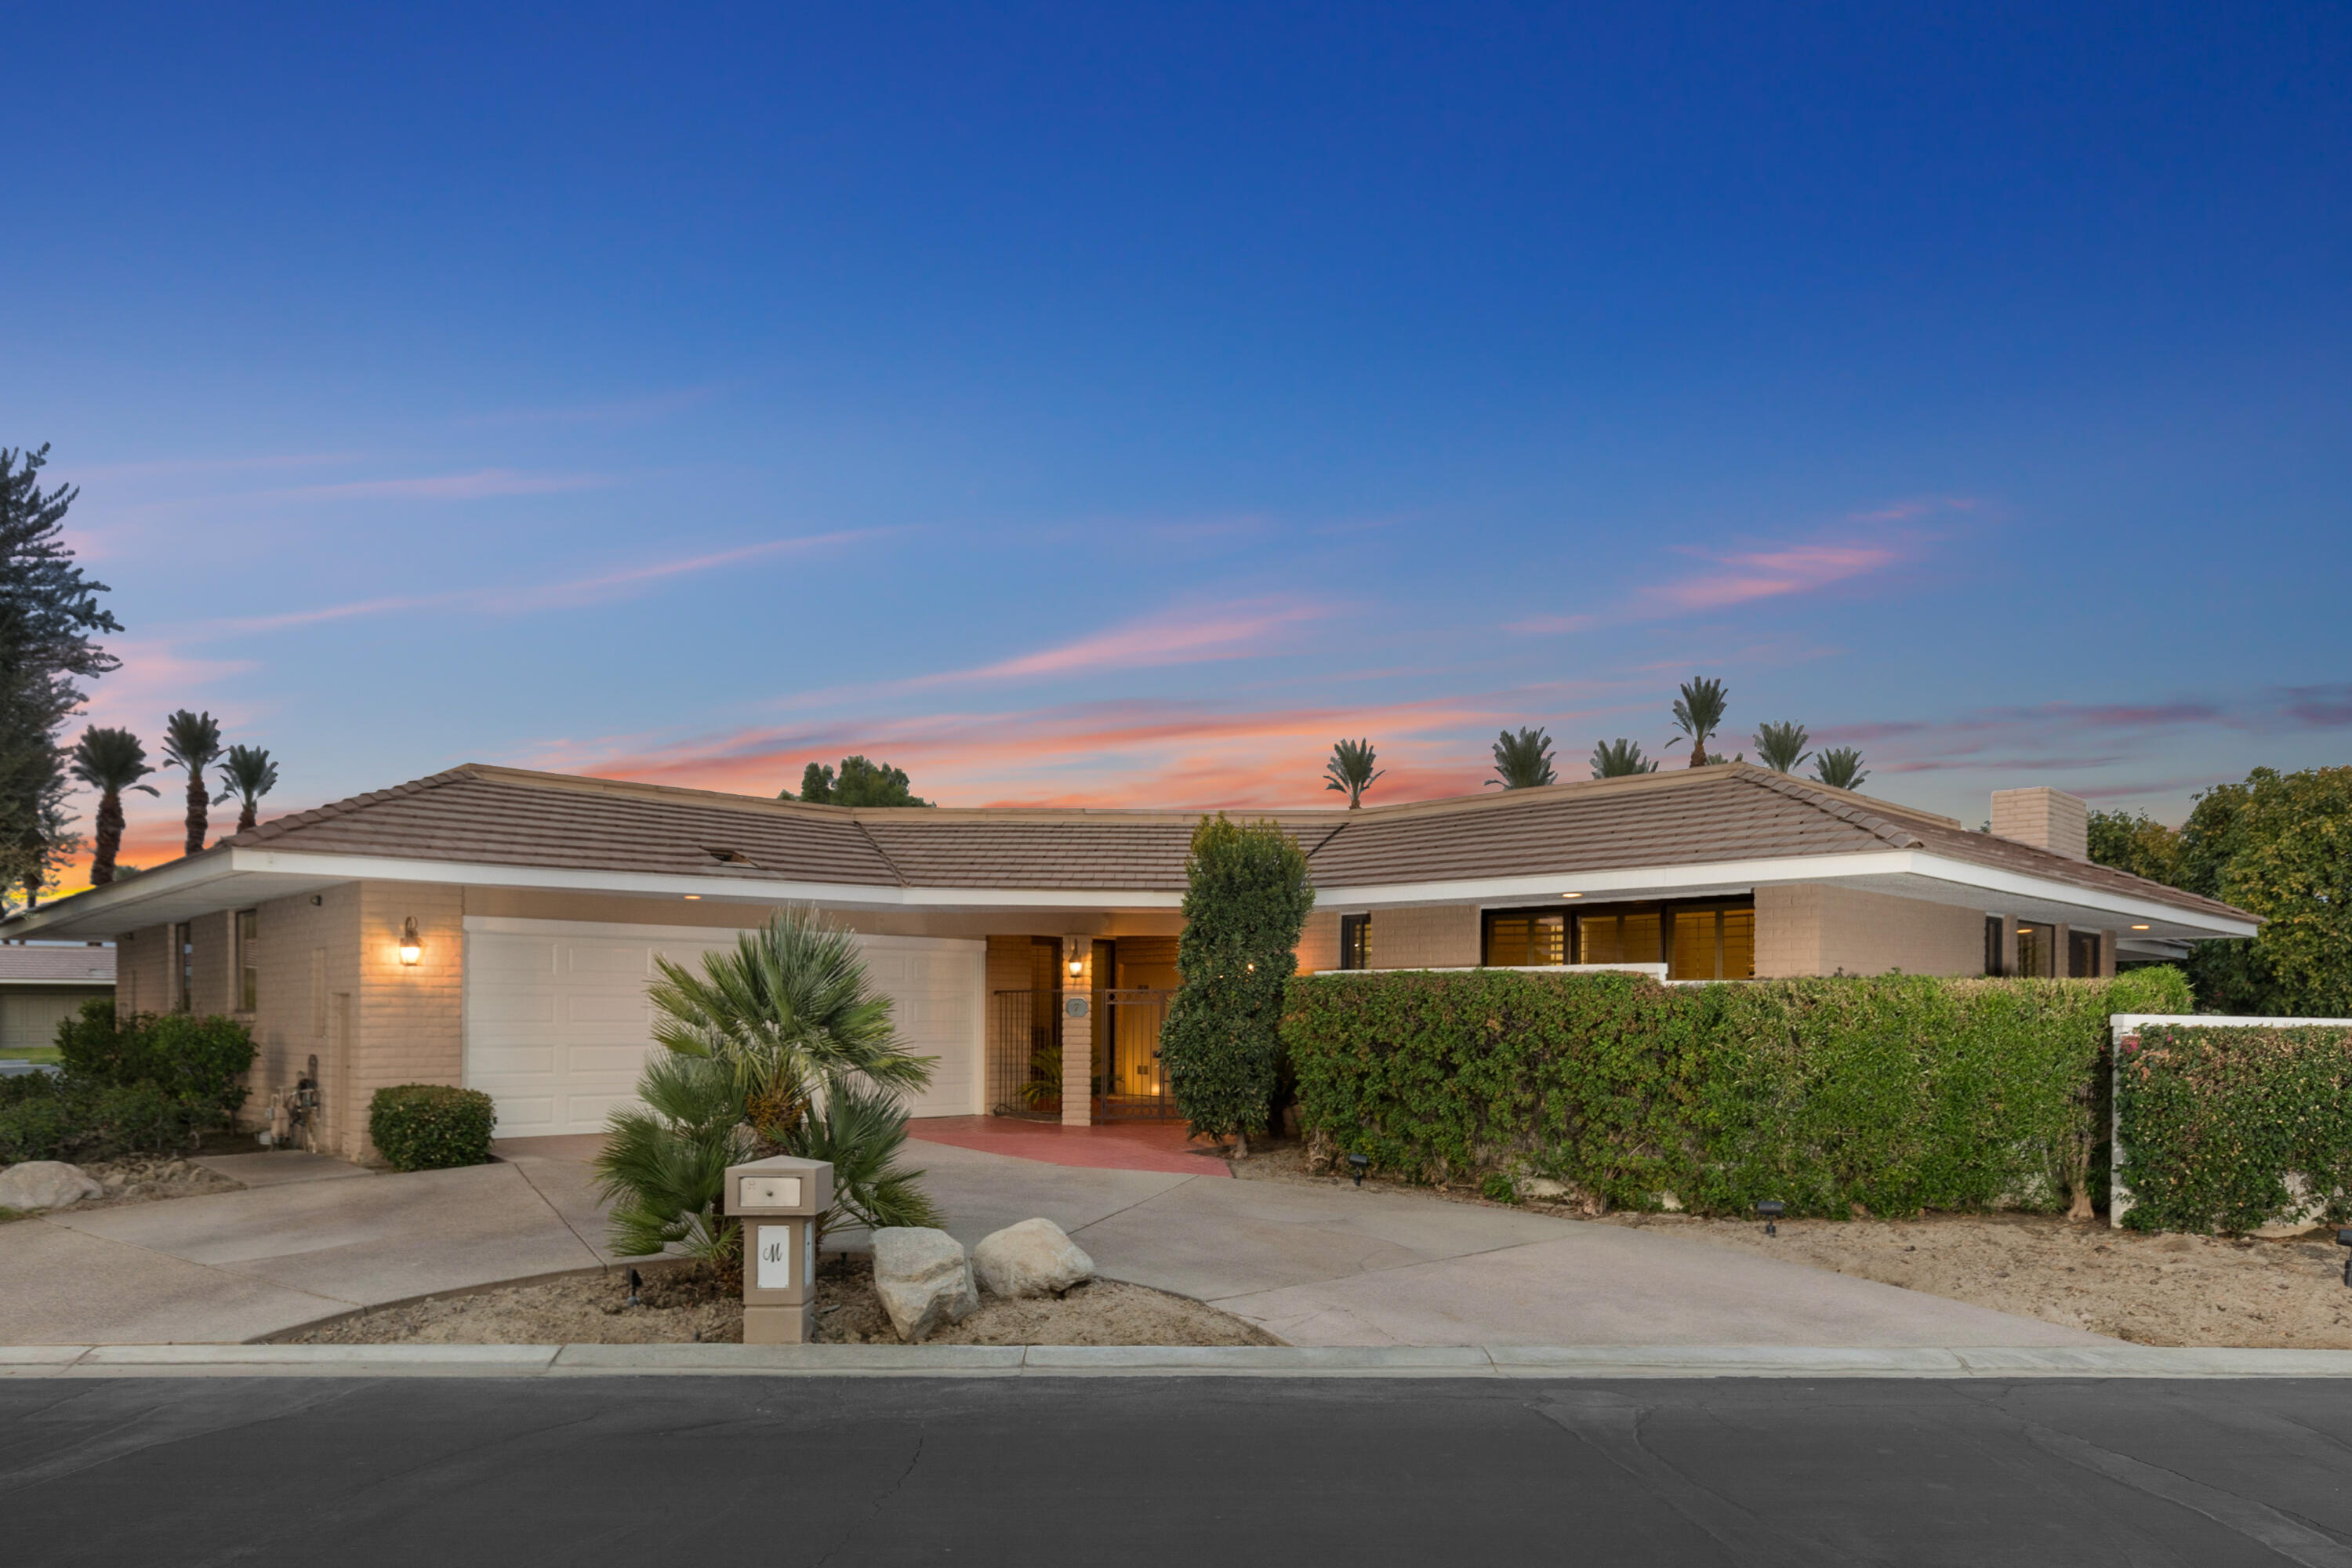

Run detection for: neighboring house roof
[[0, 760, 2255, 939], [0, 944, 115, 984]]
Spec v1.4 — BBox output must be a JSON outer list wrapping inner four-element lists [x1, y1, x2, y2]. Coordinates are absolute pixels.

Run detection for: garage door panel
[[467, 923, 981, 1136]]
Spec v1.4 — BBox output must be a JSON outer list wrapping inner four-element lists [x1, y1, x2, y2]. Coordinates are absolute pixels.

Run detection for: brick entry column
[[1060, 935, 1092, 1126]]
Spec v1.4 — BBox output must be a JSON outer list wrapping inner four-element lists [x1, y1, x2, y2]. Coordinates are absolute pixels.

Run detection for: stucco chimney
[[1990, 786, 2089, 861]]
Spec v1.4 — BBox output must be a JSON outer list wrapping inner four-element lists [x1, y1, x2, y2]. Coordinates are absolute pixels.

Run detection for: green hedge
[[0, 1073, 205, 1164], [2116, 1022, 2352, 1233], [55, 1000, 256, 1127], [1284, 968, 2191, 1218], [368, 1084, 498, 1171]]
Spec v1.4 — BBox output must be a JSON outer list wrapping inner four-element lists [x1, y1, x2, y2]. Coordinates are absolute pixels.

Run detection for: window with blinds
[[1338, 914, 1371, 971]]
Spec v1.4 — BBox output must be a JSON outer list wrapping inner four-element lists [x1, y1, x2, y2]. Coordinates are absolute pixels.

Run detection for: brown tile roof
[[0, 944, 115, 983], [195, 761, 2245, 921]]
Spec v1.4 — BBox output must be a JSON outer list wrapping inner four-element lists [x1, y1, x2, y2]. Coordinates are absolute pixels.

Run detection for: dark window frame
[[1338, 913, 1370, 971], [1480, 897, 1757, 980]]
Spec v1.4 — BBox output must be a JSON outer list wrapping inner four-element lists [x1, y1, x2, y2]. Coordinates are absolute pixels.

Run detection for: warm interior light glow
[[397, 916, 423, 966]]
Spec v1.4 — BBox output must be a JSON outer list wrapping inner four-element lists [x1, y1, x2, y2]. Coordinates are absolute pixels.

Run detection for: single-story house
[[0, 942, 115, 1053], [0, 761, 2254, 1159]]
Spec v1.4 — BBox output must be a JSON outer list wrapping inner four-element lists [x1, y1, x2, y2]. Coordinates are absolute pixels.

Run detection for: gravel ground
[[1232, 1140, 2352, 1348], [78, 1155, 244, 1210], [284, 1254, 1282, 1347]]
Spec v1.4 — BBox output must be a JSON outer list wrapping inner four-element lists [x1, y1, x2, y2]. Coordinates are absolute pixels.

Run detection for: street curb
[[7, 1343, 2352, 1379]]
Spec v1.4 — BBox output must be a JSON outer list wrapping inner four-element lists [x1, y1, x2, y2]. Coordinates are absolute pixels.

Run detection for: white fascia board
[[228, 849, 1185, 912], [1314, 851, 1914, 910], [0, 851, 248, 937], [1901, 851, 2257, 938]]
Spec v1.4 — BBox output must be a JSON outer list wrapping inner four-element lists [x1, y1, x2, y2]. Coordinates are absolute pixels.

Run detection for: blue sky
[[8, 2, 2348, 872]]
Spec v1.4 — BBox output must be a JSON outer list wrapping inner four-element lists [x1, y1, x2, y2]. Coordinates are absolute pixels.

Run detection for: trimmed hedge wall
[[1284, 968, 2191, 1218], [2116, 1022, 2352, 1234], [368, 1084, 498, 1172]]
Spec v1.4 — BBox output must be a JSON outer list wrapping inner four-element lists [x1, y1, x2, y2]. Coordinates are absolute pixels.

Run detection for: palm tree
[[69, 728, 158, 886], [160, 710, 224, 857], [601, 906, 942, 1266], [1323, 739, 1385, 808], [1752, 720, 1811, 775], [1487, 727, 1557, 789], [1590, 738, 1658, 779], [1667, 677, 1730, 768], [213, 744, 278, 833], [1813, 747, 1869, 791]]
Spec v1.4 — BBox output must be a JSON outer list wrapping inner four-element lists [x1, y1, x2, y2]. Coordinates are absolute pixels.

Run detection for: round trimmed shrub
[[368, 1084, 498, 1171]]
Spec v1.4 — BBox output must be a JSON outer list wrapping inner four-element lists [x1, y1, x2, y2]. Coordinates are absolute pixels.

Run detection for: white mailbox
[[724, 1154, 834, 1345]]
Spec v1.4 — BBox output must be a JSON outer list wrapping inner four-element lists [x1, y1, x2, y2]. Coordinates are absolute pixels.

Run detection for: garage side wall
[[248, 886, 365, 1154]]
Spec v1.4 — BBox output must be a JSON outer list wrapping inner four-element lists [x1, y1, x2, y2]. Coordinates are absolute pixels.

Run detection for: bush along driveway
[[0, 1144, 617, 1345]]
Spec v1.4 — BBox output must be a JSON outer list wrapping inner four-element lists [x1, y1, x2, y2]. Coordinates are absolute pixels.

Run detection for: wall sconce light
[[1067, 956, 1083, 978], [397, 917, 423, 967]]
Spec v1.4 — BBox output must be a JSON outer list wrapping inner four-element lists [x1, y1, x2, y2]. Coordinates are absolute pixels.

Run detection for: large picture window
[[1481, 899, 1754, 980]]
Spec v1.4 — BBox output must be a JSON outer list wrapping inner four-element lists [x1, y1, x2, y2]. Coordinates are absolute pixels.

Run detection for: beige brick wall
[[346, 882, 465, 1157], [1360, 905, 1481, 969], [1296, 909, 1341, 975], [1991, 786, 2089, 861], [1756, 884, 1986, 977], [245, 886, 365, 1152], [187, 911, 234, 1016], [116, 923, 172, 1018]]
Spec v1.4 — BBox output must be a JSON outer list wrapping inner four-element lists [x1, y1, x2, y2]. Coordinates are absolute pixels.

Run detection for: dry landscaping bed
[[283, 1254, 1280, 1348], [0, 1155, 243, 1221], [1230, 1138, 2352, 1348]]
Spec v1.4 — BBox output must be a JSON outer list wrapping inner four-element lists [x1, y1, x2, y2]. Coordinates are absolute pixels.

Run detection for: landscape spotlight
[[2338, 1229, 2352, 1288], [627, 1266, 643, 1307], [1348, 1152, 1370, 1189], [1757, 1200, 1786, 1237]]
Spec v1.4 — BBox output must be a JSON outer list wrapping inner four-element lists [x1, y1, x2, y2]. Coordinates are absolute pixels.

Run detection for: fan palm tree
[[1487, 727, 1557, 789], [1323, 738, 1385, 808], [1667, 677, 1730, 768], [1590, 738, 1658, 779], [1752, 720, 1811, 775], [68, 728, 158, 886], [1813, 747, 1869, 791], [160, 710, 224, 857], [213, 744, 278, 833], [601, 906, 942, 1269]]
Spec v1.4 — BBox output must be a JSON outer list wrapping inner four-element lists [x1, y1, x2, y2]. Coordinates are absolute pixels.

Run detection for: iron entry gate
[[988, 986, 1180, 1121]]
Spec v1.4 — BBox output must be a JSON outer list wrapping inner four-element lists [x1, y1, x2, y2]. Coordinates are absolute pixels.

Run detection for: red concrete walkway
[[909, 1116, 1234, 1177]]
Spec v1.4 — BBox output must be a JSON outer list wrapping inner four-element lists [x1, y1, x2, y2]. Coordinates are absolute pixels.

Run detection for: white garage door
[[462, 916, 985, 1138]]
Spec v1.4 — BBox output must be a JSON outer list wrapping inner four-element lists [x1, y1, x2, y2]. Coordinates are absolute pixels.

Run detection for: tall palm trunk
[[238, 801, 257, 833], [183, 771, 208, 856], [1687, 742, 1708, 768], [92, 788, 125, 885]]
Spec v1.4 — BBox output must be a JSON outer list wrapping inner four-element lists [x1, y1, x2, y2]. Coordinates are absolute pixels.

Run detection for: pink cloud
[[1845, 495, 1980, 524], [1639, 543, 1904, 612], [198, 532, 880, 636], [1503, 613, 1597, 636]]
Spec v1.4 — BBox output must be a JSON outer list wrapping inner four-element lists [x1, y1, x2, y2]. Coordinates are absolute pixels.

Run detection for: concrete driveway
[[902, 1139, 2103, 1349], [0, 1133, 2102, 1349], [0, 1145, 615, 1345]]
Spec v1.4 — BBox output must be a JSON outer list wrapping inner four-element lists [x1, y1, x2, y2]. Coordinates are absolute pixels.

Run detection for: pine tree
[[0, 446, 119, 897]]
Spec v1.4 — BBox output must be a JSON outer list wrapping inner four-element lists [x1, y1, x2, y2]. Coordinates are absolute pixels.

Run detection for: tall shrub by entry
[[1284, 967, 2190, 1218], [1162, 815, 1316, 1152]]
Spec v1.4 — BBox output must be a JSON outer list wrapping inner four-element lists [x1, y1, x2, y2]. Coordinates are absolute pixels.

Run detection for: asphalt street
[[5, 1376, 2351, 1566]]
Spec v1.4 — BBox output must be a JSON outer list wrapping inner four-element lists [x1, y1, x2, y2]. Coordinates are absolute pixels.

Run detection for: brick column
[[1060, 935, 1092, 1127]]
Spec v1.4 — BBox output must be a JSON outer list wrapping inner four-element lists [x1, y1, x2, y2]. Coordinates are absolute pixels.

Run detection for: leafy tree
[[160, 710, 224, 857], [0, 445, 119, 897], [1323, 738, 1384, 808], [1590, 738, 1658, 779], [1812, 747, 1868, 791], [2086, 808, 2184, 887], [214, 744, 278, 833], [1667, 677, 1730, 767], [1161, 815, 1316, 1154], [2169, 768, 2352, 1017], [782, 755, 931, 807], [1487, 727, 1557, 789], [69, 728, 158, 885], [1752, 720, 1812, 775]]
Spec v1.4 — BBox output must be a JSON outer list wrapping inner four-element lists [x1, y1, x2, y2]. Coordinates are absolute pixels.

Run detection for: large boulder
[[0, 1161, 103, 1212], [973, 1218, 1095, 1298], [870, 1227, 979, 1342]]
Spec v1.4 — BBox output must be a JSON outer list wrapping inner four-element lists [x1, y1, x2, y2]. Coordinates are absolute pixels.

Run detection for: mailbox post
[[724, 1153, 834, 1345]]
